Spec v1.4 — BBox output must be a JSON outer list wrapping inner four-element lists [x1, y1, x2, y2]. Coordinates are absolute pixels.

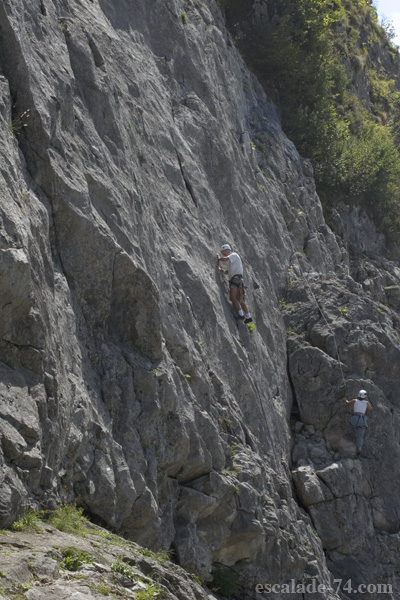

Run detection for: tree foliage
[[222, 0, 400, 243]]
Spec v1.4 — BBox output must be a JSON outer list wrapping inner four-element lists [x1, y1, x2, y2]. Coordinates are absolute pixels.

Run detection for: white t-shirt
[[227, 252, 243, 278], [353, 399, 367, 414]]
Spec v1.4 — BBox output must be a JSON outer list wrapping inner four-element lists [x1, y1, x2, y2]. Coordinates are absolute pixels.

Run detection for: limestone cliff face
[[0, 1, 399, 598]]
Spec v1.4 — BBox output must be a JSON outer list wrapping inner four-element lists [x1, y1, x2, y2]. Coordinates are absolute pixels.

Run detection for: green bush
[[47, 504, 89, 534], [211, 567, 239, 597], [135, 583, 165, 600], [11, 509, 43, 533], [223, 0, 400, 243], [60, 547, 92, 571], [111, 558, 137, 580], [226, 0, 352, 188], [340, 121, 400, 197]]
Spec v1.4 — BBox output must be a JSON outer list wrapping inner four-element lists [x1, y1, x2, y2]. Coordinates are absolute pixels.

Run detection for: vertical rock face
[[0, 0, 399, 597]]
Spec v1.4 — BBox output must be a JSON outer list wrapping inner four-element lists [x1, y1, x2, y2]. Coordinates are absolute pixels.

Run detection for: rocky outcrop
[[0, 519, 218, 600], [285, 208, 400, 596], [0, 0, 399, 598]]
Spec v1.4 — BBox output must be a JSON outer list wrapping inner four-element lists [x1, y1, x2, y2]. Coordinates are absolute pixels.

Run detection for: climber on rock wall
[[345, 390, 372, 454], [217, 244, 255, 332]]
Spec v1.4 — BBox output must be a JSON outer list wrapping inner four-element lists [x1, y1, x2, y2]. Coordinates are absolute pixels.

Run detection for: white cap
[[221, 244, 231, 250]]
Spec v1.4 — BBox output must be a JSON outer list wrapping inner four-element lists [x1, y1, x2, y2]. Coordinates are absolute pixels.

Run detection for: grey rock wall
[[286, 207, 400, 597], [0, 0, 399, 598]]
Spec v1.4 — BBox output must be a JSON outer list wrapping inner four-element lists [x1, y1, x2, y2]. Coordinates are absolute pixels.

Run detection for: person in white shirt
[[217, 244, 254, 329], [345, 389, 372, 454]]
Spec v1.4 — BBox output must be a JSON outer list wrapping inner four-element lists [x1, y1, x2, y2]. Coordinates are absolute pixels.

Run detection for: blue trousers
[[350, 414, 367, 448]]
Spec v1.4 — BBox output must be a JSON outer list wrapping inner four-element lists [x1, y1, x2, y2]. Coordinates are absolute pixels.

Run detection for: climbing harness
[[229, 274, 245, 299]]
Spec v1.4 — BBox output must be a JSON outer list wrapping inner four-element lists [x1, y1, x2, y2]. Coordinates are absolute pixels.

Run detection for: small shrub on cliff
[[11, 509, 43, 533], [136, 547, 170, 563], [88, 582, 113, 596], [190, 573, 202, 586], [111, 558, 137, 580], [47, 504, 89, 535], [136, 582, 165, 600], [60, 547, 92, 571], [211, 566, 239, 597], [111, 559, 165, 597], [7, 108, 30, 138]]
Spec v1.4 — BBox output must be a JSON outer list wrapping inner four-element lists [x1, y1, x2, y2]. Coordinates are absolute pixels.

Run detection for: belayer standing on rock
[[345, 390, 372, 454], [217, 244, 255, 332]]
